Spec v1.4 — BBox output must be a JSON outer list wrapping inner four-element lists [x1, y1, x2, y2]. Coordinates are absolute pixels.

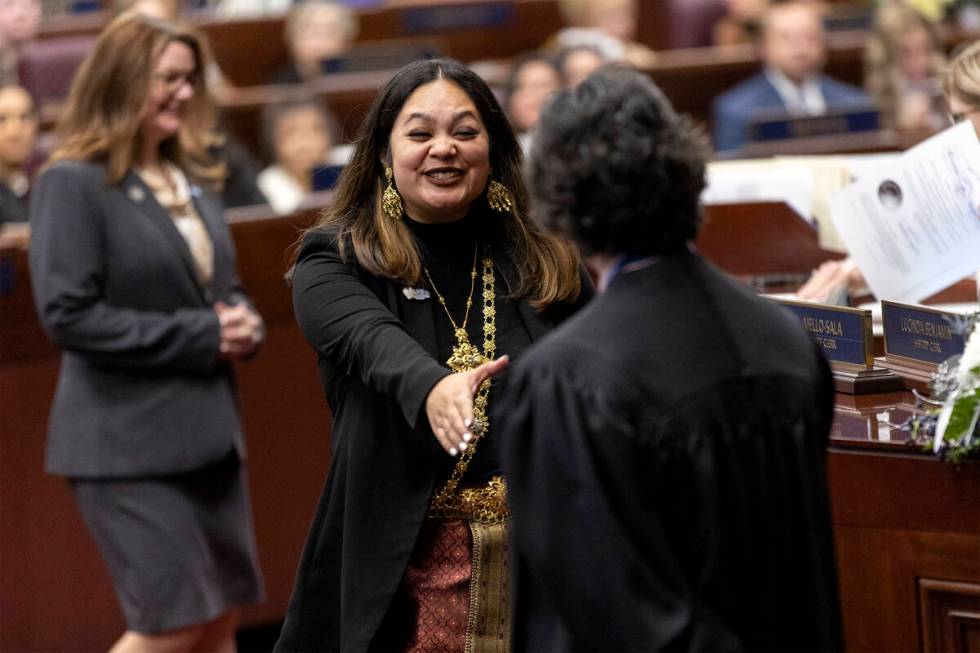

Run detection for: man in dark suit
[[712, 0, 871, 151], [494, 67, 842, 651]]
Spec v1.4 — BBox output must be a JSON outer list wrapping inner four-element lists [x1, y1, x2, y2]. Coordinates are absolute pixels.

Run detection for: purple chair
[[17, 35, 96, 103], [665, 0, 728, 49]]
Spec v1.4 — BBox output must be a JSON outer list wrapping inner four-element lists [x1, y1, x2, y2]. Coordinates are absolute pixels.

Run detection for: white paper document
[[702, 163, 814, 224], [829, 121, 980, 303]]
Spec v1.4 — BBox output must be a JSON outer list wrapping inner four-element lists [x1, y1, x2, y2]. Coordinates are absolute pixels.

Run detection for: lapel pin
[[127, 185, 145, 203], [403, 287, 431, 300]]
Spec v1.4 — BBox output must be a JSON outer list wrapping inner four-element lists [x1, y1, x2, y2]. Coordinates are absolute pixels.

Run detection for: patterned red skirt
[[401, 518, 472, 652], [388, 517, 510, 653]]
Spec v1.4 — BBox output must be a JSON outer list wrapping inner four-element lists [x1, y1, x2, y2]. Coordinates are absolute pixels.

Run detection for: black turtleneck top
[[404, 209, 533, 483]]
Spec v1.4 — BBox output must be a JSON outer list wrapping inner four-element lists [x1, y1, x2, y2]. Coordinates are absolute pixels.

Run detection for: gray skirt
[[71, 452, 265, 634]]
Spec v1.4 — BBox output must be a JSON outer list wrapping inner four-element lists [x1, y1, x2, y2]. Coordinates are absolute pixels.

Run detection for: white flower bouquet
[[908, 311, 980, 462]]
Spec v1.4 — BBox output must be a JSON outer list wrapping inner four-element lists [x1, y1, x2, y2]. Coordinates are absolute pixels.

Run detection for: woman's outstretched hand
[[425, 355, 509, 456]]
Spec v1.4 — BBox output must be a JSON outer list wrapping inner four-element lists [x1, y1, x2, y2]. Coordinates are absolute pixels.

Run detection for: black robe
[[276, 213, 590, 652], [493, 252, 843, 652]]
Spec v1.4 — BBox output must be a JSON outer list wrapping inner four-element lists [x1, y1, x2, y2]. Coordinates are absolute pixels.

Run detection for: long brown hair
[[49, 12, 223, 185], [313, 58, 582, 308]]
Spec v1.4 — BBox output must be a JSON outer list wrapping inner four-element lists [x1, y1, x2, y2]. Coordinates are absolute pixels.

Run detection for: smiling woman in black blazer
[[28, 13, 265, 653], [275, 59, 590, 653]]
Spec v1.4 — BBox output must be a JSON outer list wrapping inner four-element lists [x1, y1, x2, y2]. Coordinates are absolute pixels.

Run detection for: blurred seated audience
[[218, 0, 288, 17], [267, 0, 358, 85], [712, 0, 870, 152], [503, 52, 561, 137], [556, 44, 607, 89], [713, 0, 769, 46], [799, 41, 980, 305], [110, 0, 180, 18], [0, 0, 41, 85], [552, 0, 656, 69], [0, 83, 36, 222], [865, 1, 947, 132], [257, 97, 335, 214], [214, 132, 269, 208]]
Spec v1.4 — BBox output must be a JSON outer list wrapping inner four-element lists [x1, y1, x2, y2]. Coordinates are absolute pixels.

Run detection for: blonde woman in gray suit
[[29, 13, 264, 653]]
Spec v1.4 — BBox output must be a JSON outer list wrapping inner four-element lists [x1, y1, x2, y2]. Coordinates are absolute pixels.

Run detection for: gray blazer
[[29, 160, 249, 478]]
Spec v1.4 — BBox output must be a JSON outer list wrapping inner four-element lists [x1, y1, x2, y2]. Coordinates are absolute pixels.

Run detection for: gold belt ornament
[[429, 475, 509, 524]]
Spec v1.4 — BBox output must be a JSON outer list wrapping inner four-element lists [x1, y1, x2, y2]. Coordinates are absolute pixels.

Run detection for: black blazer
[[276, 227, 591, 653], [29, 160, 251, 478]]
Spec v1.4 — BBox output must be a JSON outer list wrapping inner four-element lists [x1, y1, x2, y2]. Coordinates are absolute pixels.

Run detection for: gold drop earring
[[382, 167, 403, 220], [486, 171, 513, 214]]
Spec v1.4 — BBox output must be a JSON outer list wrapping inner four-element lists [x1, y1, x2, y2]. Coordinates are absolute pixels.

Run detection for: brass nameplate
[[881, 300, 968, 366], [774, 299, 873, 369]]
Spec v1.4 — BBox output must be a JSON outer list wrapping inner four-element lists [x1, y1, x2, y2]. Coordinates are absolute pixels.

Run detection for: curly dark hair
[[529, 65, 709, 256]]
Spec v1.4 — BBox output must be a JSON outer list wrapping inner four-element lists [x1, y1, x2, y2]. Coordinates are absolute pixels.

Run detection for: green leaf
[[942, 388, 980, 443]]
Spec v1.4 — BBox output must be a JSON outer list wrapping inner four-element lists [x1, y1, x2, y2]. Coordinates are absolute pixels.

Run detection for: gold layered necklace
[[424, 243, 508, 523]]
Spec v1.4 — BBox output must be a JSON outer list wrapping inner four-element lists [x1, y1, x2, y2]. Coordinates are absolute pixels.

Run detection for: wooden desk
[[829, 392, 980, 652], [696, 201, 846, 283]]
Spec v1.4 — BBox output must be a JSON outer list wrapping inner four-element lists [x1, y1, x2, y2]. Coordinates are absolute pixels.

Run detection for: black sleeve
[[291, 229, 450, 427], [28, 164, 221, 372]]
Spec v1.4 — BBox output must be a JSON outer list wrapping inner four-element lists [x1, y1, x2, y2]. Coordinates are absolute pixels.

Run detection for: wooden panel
[[0, 357, 124, 652], [919, 578, 980, 653], [227, 205, 333, 630], [924, 277, 979, 304], [827, 448, 980, 534], [696, 201, 845, 277], [829, 403, 980, 653], [833, 527, 980, 653], [0, 240, 57, 365]]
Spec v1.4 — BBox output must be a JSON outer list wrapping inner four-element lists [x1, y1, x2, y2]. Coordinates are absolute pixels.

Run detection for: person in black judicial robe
[[492, 67, 843, 652]]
